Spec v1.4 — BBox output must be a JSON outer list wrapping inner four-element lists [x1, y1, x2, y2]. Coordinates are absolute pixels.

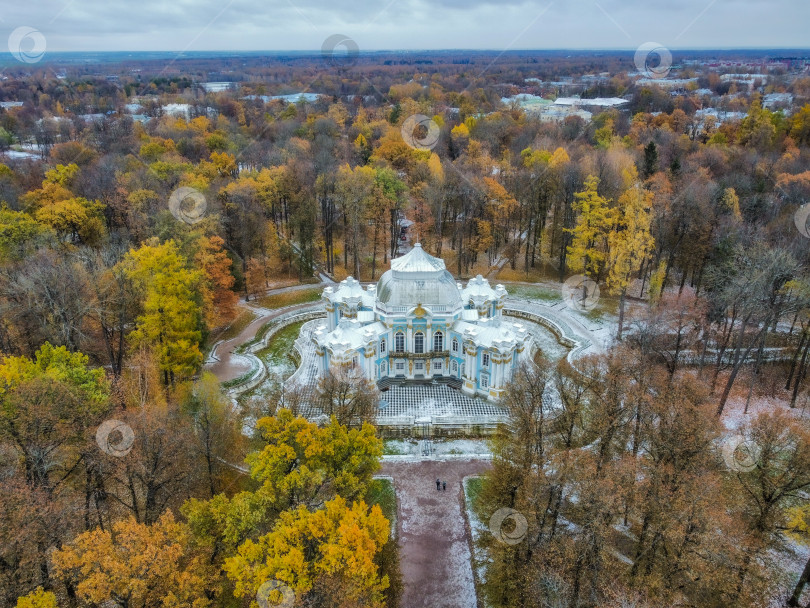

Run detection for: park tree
[[52, 511, 214, 608], [183, 410, 382, 560], [705, 244, 803, 415], [727, 411, 810, 603], [786, 502, 810, 606], [223, 496, 390, 608], [193, 235, 237, 329], [567, 175, 614, 284], [315, 369, 380, 428], [123, 239, 203, 384], [16, 587, 57, 608], [180, 372, 246, 497], [606, 167, 655, 339]]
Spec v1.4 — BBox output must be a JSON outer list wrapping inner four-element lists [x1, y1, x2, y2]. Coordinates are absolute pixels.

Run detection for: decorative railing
[[389, 350, 450, 360]]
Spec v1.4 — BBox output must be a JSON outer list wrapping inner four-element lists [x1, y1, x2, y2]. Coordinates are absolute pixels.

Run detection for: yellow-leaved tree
[[122, 239, 203, 384], [52, 512, 213, 608], [16, 588, 57, 608], [224, 496, 390, 608], [183, 410, 387, 606], [606, 166, 654, 339], [567, 175, 614, 286]]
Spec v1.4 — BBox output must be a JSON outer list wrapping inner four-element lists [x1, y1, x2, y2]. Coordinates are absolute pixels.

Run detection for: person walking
[[436, 478, 441, 491], [442, 481, 446, 492]]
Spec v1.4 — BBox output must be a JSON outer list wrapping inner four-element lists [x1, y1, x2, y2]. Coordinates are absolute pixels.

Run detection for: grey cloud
[[2, 0, 808, 51]]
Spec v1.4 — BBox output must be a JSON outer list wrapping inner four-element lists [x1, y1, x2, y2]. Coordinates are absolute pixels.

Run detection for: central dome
[[376, 243, 462, 309]]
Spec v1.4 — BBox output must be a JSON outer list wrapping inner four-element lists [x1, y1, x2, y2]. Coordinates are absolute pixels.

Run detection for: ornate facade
[[312, 244, 531, 401]]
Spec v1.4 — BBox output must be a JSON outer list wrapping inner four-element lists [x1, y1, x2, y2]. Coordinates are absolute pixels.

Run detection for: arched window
[[452, 339, 458, 353], [380, 339, 386, 354], [414, 332, 424, 354], [381, 361, 388, 375], [433, 331, 443, 352], [481, 373, 489, 389], [452, 361, 458, 374], [395, 332, 405, 353]]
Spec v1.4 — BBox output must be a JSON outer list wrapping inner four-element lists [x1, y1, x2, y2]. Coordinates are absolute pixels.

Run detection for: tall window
[[395, 332, 405, 353], [481, 373, 489, 389], [381, 361, 387, 375], [482, 352, 490, 367], [414, 332, 424, 354], [452, 339, 458, 353], [380, 339, 386, 354], [433, 331, 444, 352], [452, 361, 458, 374]]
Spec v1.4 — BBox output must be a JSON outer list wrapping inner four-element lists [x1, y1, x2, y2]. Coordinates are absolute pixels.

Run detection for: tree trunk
[[787, 329, 807, 391], [791, 335, 810, 408], [788, 553, 810, 607]]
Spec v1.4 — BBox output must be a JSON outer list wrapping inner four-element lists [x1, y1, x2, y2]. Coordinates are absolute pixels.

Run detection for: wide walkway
[[381, 459, 491, 608]]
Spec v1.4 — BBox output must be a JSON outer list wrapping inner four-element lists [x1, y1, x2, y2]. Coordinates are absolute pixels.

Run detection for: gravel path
[[381, 459, 491, 608]]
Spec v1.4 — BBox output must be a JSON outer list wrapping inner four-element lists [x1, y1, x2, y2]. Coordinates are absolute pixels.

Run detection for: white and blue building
[[312, 244, 532, 401]]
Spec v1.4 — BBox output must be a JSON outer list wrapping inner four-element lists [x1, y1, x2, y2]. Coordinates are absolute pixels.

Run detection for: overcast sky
[[2, 0, 808, 54]]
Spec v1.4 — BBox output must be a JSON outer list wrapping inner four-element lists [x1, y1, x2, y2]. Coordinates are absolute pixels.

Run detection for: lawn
[[367, 477, 402, 606], [254, 319, 307, 380], [207, 308, 257, 346], [502, 283, 562, 303], [367, 478, 397, 524], [252, 287, 322, 310], [464, 475, 484, 517]]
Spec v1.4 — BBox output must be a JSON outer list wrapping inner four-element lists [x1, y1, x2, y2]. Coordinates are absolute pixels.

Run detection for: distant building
[[312, 244, 532, 402], [539, 105, 592, 123], [763, 93, 794, 110], [553, 96, 628, 109], [200, 82, 237, 93], [635, 77, 698, 89]]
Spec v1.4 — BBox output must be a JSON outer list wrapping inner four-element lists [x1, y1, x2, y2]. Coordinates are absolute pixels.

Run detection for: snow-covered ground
[[384, 438, 491, 458], [381, 459, 488, 608]]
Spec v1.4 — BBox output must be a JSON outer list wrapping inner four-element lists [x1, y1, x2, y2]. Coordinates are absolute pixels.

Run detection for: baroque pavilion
[[311, 243, 532, 402]]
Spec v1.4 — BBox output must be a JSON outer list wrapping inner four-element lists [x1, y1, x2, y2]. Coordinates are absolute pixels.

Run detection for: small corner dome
[[462, 274, 503, 303], [376, 243, 462, 308]]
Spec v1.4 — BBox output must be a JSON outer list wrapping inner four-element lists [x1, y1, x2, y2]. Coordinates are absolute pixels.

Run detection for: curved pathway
[[205, 284, 329, 383], [381, 459, 490, 608]]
